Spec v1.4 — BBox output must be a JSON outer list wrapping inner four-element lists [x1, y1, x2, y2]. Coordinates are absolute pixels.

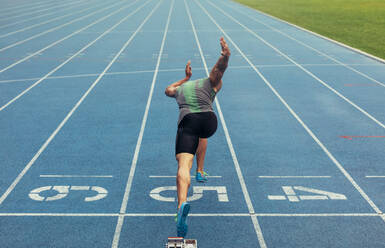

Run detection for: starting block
[[166, 237, 197, 248]]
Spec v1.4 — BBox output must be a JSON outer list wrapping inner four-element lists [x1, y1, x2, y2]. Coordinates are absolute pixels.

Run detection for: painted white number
[[29, 185, 108, 202], [268, 186, 347, 202], [149, 186, 229, 202]]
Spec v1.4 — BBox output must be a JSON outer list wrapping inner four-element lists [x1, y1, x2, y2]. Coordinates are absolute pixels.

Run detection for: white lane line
[[255, 213, 380, 217], [0, 66, 252, 84], [0, 0, 144, 112], [0, 0, 83, 23], [0, 0, 103, 39], [40, 175, 114, 178], [199, 0, 385, 223], [0, 0, 59, 14], [222, 1, 385, 88], [0, 0, 126, 53], [0, 0, 64, 18], [0, 69, 181, 84], [208, 1, 385, 130], [0, 64, 382, 84], [0, 212, 380, 217], [126, 213, 250, 216], [366, 176, 385, 178], [0, 1, 128, 74], [0, 0, 142, 112], [111, 1, 172, 247], [187, 1, 266, 247], [0, 0, 97, 30], [0, 0, 156, 205], [259, 176, 331, 178], [0, 70, 154, 84], [149, 175, 222, 178], [0, 213, 119, 217]]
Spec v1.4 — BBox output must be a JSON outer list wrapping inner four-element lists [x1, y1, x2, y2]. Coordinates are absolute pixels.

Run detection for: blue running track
[[0, 0, 384, 247]]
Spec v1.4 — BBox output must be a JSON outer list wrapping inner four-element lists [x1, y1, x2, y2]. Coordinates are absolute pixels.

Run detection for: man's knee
[[176, 153, 194, 167]]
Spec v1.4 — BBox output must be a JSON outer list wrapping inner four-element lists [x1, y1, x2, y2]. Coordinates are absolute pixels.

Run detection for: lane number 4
[[268, 186, 347, 202]]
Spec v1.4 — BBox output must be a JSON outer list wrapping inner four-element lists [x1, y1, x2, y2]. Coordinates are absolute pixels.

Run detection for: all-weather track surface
[[0, 0, 384, 247]]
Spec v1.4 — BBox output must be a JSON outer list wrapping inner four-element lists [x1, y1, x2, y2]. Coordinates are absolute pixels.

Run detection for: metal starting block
[[166, 237, 197, 248]]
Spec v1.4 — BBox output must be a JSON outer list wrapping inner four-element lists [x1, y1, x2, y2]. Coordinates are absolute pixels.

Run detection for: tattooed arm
[[209, 37, 231, 92]]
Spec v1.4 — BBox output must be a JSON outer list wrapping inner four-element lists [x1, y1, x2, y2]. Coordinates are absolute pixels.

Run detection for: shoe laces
[[197, 171, 209, 177]]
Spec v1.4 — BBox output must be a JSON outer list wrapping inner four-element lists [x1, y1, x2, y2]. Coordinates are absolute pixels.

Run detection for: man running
[[165, 37, 231, 237]]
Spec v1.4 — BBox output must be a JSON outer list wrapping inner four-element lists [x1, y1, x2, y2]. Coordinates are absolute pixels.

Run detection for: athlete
[[165, 37, 231, 237]]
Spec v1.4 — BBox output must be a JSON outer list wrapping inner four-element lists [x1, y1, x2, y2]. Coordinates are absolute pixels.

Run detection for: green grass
[[234, 0, 385, 60]]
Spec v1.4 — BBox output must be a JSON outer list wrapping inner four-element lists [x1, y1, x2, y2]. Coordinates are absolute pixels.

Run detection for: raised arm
[[209, 37, 231, 92], [165, 61, 192, 97]]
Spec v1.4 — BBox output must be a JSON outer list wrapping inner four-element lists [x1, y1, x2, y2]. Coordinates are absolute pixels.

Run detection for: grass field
[[234, 0, 385, 60]]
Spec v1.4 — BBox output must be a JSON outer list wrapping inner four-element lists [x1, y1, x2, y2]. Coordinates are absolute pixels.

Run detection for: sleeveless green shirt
[[174, 78, 217, 125]]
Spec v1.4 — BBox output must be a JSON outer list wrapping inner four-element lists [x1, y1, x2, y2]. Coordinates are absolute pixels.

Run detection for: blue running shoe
[[195, 171, 209, 182], [176, 202, 190, 237]]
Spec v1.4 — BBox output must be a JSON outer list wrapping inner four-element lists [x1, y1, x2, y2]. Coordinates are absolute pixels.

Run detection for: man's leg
[[196, 138, 207, 173], [176, 152, 194, 209]]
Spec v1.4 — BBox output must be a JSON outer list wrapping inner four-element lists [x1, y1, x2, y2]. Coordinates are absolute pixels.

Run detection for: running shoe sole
[[176, 202, 190, 237]]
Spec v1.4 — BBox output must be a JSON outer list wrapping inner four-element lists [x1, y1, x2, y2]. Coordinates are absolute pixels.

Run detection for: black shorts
[[175, 112, 218, 155]]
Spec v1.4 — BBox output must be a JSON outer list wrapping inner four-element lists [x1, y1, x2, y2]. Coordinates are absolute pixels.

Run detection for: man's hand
[[185, 60, 192, 79], [165, 61, 192, 97], [220, 37, 230, 57]]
